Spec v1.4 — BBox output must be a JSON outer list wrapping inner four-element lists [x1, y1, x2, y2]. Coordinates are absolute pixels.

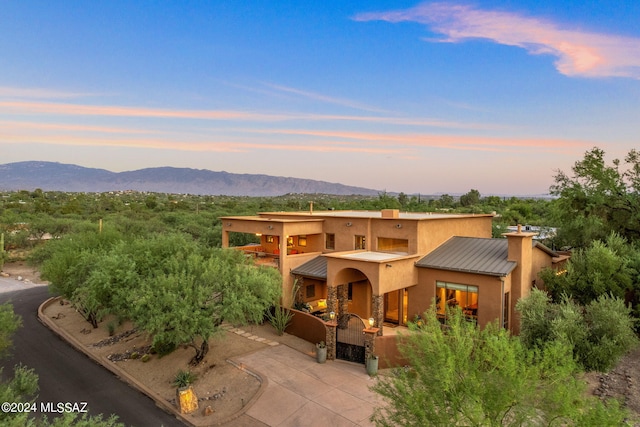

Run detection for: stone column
[[293, 276, 304, 306], [363, 327, 379, 362], [325, 320, 337, 361], [371, 294, 384, 336], [327, 285, 338, 316], [335, 284, 349, 328]]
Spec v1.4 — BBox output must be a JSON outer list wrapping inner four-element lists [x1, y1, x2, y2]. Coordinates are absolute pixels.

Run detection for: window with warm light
[[378, 237, 408, 253], [436, 281, 478, 321]]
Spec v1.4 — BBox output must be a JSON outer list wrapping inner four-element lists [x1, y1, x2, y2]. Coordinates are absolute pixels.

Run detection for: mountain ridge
[[0, 161, 380, 196]]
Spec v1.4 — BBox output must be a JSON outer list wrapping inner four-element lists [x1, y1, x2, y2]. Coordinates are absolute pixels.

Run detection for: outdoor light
[[329, 311, 335, 320], [346, 222, 352, 227], [368, 317, 375, 328]]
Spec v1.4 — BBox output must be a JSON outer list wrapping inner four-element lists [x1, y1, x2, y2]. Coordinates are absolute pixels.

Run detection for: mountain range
[[0, 161, 380, 196]]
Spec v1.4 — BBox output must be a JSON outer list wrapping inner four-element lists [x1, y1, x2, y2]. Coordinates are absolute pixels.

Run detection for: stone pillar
[[327, 285, 338, 316], [336, 284, 349, 329], [363, 327, 379, 362], [371, 294, 384, 336], [293, 276, 304, 306], [325, 320, 337, 361]]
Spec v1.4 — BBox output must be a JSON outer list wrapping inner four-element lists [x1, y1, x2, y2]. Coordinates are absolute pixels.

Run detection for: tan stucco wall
[[414, 269, 511, 330], [531, 246, 554, 288], [417, 216, 493, 254]]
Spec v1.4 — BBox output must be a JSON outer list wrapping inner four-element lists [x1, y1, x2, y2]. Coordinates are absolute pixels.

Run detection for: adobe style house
[[220, 208, 568, 336]]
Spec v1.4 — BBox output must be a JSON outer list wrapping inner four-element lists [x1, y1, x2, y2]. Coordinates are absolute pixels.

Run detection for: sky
[[1, 1, 639, 196]]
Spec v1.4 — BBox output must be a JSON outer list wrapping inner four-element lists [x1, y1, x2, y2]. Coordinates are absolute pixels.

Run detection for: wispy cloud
[[3, 118, 589, 156], [247, 128, 591, 153], [0, 99, 499, 130], [262, 83, 391, 113], [354, 2, 640, 79], [0, 86, 102, 99]]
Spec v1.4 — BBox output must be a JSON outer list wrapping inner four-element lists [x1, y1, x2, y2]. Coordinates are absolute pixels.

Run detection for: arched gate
[[336, 314, 366, 363]]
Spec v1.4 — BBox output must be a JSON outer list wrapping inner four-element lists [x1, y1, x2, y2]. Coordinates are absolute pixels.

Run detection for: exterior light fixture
[[268, 225, 273, 230], [225, 222, 232, 227], [368, 317, 375, 328], [346, 222, 352, 227], [329, 311, 335, 320], [395, 224, 402, 229]]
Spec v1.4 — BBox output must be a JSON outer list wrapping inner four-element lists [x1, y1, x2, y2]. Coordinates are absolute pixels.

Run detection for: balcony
[[235, 244, 280, 268]]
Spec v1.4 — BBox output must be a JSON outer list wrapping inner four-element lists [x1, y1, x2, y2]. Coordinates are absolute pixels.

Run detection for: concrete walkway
[[233, 344, 381, 427]]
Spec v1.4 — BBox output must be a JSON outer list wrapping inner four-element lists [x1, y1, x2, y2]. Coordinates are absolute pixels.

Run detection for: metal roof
[[416, 237, 517, 277], [291, 256, 328, 280]]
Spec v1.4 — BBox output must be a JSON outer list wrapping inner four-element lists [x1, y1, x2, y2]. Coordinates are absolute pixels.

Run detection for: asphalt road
[[0, 285, 185, 427]]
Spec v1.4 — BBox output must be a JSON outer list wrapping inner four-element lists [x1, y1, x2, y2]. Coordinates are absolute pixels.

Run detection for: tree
[[459, 189, 481, 207], [130, 248, 281, 365], [371, 307, 629, 426], [550, 147, 640, 247], [540, 233, 636, 305], [516, 289, 638, 372]]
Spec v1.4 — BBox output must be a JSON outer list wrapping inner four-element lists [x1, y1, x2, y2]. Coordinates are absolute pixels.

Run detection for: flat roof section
[[257, 210, 494, 220], [327, 251, 409, 262]]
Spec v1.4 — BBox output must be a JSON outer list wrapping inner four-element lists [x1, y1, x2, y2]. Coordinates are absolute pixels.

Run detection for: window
[[378, 237, 408, 253], [436, 281, 478, 320], [326, 233, 335, 250], [348, 283, 353, 301], [503, 292, 510, 330], [298, 235, 307, 246], [355, 235, 366, 250], [306, 284, 316, 299]]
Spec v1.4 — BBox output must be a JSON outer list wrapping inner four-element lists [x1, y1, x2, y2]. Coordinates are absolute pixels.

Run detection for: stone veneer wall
[[372, 294, 384, 336]]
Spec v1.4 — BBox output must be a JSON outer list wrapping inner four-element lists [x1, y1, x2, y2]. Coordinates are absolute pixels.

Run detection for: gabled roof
[[291, 256, 327, 280], [416, 237, 517, 277]]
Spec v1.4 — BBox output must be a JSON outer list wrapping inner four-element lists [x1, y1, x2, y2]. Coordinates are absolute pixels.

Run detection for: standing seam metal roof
[[416, 237, 517, 277], [291, 256, 328, 280]]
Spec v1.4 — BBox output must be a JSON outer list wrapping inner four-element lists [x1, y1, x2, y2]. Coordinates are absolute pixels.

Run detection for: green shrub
[[172, 369, 197, 388], [266, 305, 294, 336]]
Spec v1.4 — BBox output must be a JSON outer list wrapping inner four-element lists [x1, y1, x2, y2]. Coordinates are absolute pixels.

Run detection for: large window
[[436, 281, 478, 320], [378, 237, 408, 253], [355, 235, 366, 250]]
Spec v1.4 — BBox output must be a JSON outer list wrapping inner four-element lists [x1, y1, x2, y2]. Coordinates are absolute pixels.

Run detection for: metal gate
[[336, 314, 366, 363]]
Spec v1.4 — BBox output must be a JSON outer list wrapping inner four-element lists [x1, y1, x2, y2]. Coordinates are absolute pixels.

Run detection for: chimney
[[381, 209, 399, 219], [502, 224, 537, 333]]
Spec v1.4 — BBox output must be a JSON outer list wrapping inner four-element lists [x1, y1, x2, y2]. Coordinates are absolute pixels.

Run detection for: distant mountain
[[0, 161, 380, 196]]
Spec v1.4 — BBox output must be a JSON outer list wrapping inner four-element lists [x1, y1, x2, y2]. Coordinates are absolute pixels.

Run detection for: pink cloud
[[0, 87, 101, 99], [0, 99, 499, 130], [354, 3, 640, 79], [247, 128, 591, 153]]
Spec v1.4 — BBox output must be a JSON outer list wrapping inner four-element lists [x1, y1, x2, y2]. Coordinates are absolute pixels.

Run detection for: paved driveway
[[0, 286, 184, 427], [234, 345, 381, 427]]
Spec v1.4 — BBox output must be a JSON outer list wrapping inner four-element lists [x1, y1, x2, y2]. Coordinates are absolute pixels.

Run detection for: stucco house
[[220, 208, 568, 338]]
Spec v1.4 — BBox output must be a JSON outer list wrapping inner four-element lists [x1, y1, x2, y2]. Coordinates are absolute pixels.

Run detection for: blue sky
[[1, 1, 639, 195]]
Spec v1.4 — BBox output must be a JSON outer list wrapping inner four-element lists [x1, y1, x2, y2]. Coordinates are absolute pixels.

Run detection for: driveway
[[233, 345, 381, 426], [0, 286, 184, 427]]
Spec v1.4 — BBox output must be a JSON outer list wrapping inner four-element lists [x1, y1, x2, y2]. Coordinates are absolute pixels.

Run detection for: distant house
[[220, 209, 568, 337]]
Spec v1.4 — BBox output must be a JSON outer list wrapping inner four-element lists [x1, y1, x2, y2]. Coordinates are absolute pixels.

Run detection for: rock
[[203, 405, 214, 416]]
